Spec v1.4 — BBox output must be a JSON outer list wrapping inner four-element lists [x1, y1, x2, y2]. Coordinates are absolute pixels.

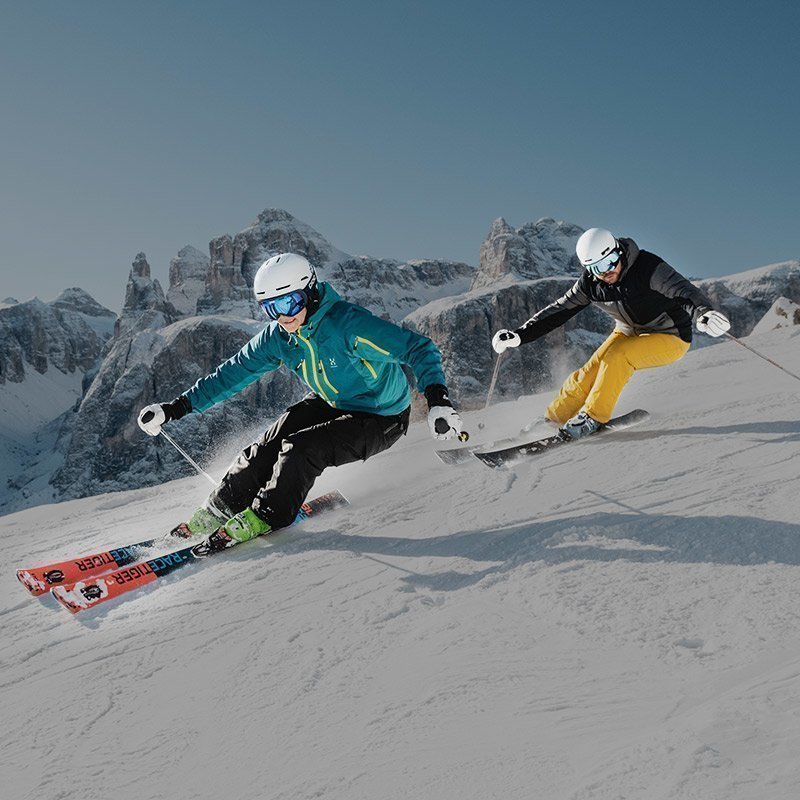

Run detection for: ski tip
[[435, 447, 475, 466], [332, 489, 350, 505], [16, 569, 49, 597], [50, 587, 83, 614]]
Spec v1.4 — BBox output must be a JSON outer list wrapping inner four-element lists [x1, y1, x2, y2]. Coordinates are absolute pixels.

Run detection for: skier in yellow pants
[[492, 228, 731, 438], [545, 330, 689, 425]]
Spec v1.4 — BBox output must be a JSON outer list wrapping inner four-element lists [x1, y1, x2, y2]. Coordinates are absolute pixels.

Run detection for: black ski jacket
[[515, 238, 714, 344]]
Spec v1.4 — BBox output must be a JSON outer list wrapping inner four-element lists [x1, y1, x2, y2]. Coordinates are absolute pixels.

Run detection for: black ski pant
[[208, 395, 409, 529]]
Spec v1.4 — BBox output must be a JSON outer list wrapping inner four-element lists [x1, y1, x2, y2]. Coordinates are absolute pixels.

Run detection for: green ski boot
[[170, 505, 227, 539], [205, 508, 272, 552]]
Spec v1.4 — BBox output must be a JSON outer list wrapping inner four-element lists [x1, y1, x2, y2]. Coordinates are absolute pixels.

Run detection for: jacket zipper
[[296, 332, 335, 404], [354, 336, 391, 356], [360, 358, 378, 379]]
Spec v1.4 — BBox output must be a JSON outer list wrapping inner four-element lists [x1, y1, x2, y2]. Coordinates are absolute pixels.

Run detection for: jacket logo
[[329, 358, 337, 368]]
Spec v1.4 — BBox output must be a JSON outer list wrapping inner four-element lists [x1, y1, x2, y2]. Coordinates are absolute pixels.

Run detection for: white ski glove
[[137, 397, 191, 436], [696, 310, 731, 337], [138, 404, 167, 436], [428, 406, 464, 441], [492, 329, 521, 354]]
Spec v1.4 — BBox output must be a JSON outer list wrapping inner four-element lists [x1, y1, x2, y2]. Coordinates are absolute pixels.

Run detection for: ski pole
[[160, 430, 219, 488], [484, 353, 504, 411], [724, 332, 800, 384]]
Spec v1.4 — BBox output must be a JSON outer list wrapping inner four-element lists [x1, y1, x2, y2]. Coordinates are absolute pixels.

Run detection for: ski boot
[[559, 410, 602, 440], [170, 504, 228, 539], [205, 507, 272, 553]]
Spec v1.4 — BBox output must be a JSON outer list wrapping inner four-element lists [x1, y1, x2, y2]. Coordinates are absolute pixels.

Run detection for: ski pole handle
[[434, 417, 469, 443]]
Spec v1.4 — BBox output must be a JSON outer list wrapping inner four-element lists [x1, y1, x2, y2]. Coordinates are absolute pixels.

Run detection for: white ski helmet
[[253, 253, 317, 300], [576, 228, 622, 276]]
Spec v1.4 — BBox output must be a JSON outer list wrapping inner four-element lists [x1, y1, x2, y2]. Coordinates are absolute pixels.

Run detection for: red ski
[[17, 490, 346, 600], [50, 490, 348, 614], [18, 534, 170, 596]]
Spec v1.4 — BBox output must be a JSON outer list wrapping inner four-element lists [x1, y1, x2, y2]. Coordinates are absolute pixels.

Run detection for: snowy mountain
[[696, 259, 800, 335], [1, 209, 798, 515], [0, 291, 115, 506], [3, 324, 800, 800], [166, 245, 211, 316], [194, 208, 475, 321], [748, 295, 800, 336]]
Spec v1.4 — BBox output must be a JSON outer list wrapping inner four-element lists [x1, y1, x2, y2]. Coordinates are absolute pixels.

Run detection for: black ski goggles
[[259, 290, 309, 320], [585, 247, 623, 277]]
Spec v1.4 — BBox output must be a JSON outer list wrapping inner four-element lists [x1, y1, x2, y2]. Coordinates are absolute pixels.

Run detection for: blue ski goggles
[[585, 247, 623, 277], [259, 290, 309, 320]]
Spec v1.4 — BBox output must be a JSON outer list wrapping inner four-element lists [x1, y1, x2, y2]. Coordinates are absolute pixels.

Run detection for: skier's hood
[[618, 237, 640, 278], [298, 282, 341, 333]]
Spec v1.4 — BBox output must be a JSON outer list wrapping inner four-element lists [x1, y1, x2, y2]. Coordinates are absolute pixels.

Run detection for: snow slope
[[2, 327, 800, 800]]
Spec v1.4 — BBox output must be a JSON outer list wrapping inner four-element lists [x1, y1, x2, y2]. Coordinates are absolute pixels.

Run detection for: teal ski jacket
[[184, 283, 447, 417]]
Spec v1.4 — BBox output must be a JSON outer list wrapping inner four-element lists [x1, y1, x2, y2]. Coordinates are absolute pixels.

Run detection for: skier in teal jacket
[[138, 253, 463, 550]]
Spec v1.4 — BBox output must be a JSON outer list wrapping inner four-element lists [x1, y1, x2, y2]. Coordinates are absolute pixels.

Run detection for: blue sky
[[1, 0, 797, 311]]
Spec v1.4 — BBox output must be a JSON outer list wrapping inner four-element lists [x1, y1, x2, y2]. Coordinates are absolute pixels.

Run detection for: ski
[[18, 490, 347, 599], [18, 534, 177, 597], [435, 421, 560, 465], [473, 409, 649, 468], [50, 490, 348, 614]]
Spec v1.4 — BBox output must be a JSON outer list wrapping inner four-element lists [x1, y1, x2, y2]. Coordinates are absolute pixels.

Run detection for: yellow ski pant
[[546, 330, 690, 424]]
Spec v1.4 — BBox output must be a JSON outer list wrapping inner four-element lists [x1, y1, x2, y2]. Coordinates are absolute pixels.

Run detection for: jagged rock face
[[192, 209, 476, 322], [234, 209, 349, 286], [53, 316, 306, 498], [117, 253, 175, 337], [197, 235, 251, 316], [407, 279, 613, 406], [332, 257, 475, 321], [197, 210, 351, 315], [167, 246, 210, 316], [409, 218, 602, 405], [696, 260, 800, 337], [50, 288, 114, 318], [0, 296, 114, 385], [472, 217, 584, 290]]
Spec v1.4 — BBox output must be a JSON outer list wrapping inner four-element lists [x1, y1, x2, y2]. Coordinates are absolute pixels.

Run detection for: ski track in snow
[[2, 327, 800, 799]]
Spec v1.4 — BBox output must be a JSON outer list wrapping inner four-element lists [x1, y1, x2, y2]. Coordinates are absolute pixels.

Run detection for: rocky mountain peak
[[196, 208, 352, 315], [0, 292, 112, 385], [472, 216, 583, 291], [117, 253, 174, 337], [233, 208, 350, 281], [51, 288, 115, 318], [131, 252, 151, 278], [167, 245, 211, 316]]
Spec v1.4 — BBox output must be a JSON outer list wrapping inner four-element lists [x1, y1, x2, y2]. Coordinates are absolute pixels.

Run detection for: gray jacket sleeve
[[650, 262, 714, 321]]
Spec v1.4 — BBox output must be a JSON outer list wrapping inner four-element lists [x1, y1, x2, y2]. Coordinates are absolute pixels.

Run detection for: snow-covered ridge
[[751, 296, 800, 335]]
